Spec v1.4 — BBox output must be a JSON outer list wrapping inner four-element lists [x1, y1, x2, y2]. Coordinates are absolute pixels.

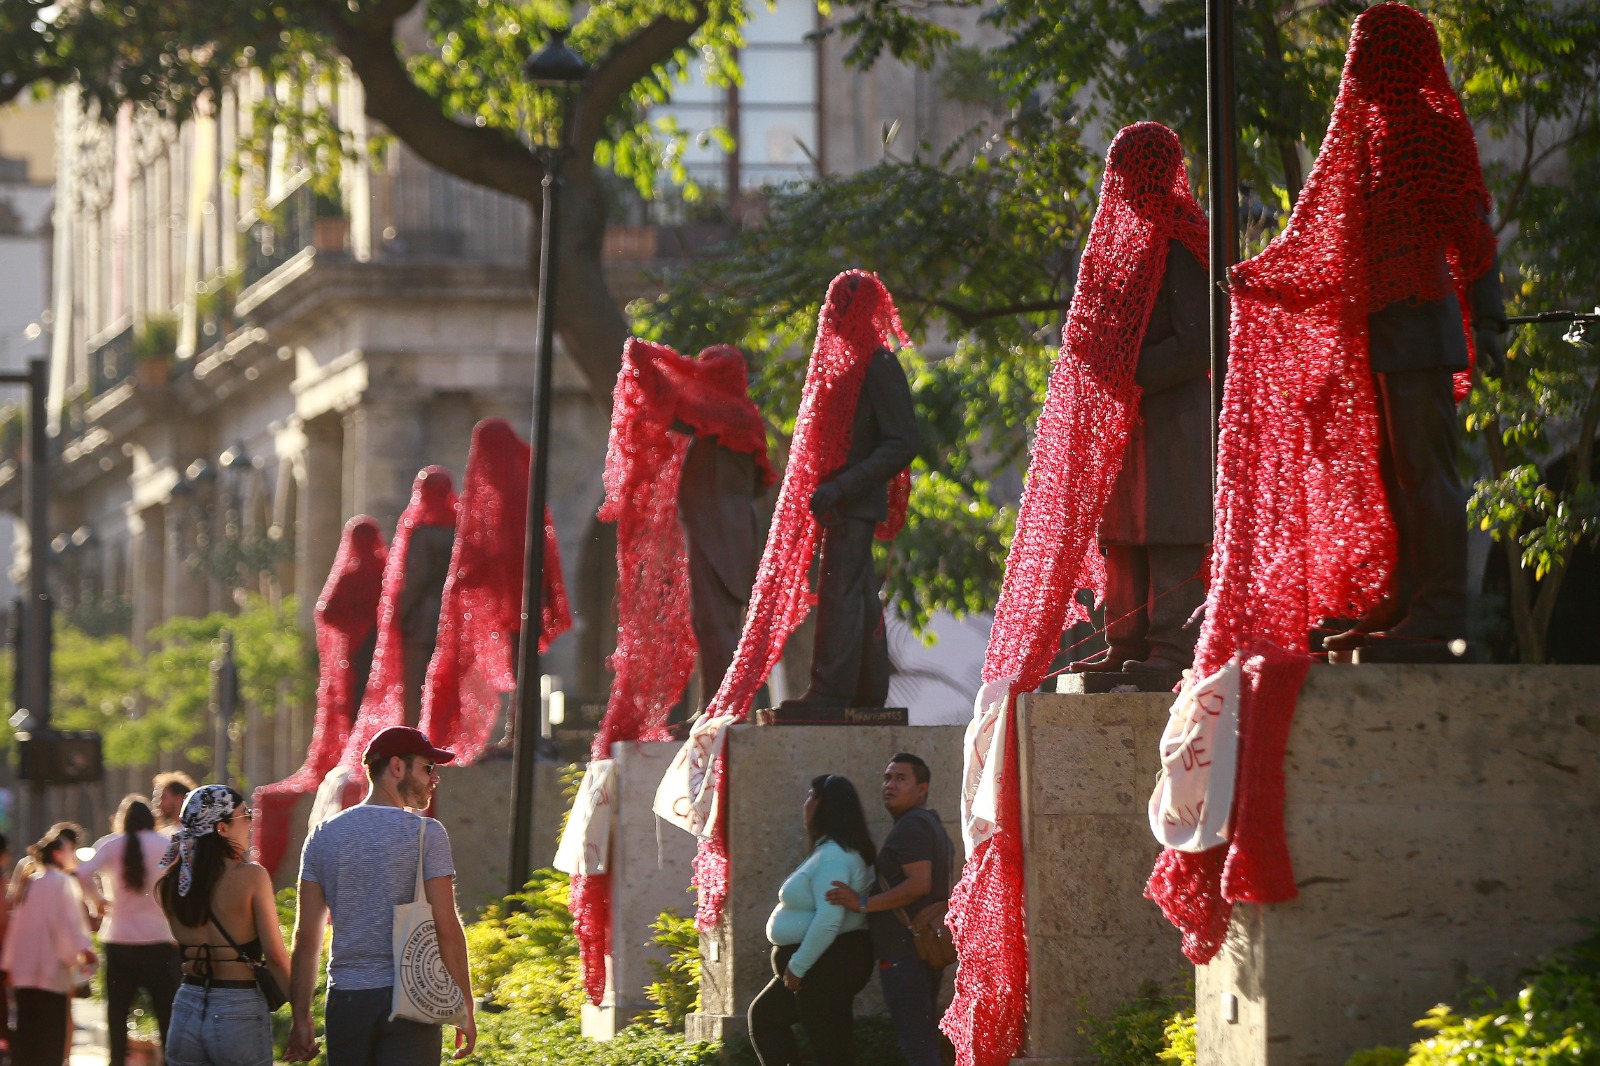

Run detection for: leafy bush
[[472, 1015, 718, 1066], [1346, 1049, 1409, 1066], [1077, 978, 1194, 1066], [466, 870, 586, 1020], [1343, 932, 1600, 1066], [645, 909, 702, 1028], [1160, 1008, 1196, 1066]]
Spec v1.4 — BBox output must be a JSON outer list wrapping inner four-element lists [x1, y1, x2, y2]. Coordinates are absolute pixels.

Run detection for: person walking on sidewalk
[[827, 753, 954, 1066], [1, 823, 96, 1066], [286, 726, 475, 1065], [157, 785, 291, 1066], [80, 797, 183, 1066]]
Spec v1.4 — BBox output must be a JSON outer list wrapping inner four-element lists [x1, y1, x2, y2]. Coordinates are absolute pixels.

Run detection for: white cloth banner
[[309, 765, 358, 830], [652, 714, 734, 840], [1147, 659, 1242, 852], [960, 676, 1016, 854], [553, 758, 617, 875]]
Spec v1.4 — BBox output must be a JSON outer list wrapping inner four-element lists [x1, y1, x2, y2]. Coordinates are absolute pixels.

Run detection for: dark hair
[[29, 822, 83, 867], [118, 798, 156, 893], [806, 775, 876, 866], [156, 785, 246, 929], [0, 831, 8, 856], [889, 753, 931, 785]]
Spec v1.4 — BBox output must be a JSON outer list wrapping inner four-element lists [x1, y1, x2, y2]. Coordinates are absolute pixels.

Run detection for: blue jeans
[[325, 986, 442, 1066], [165, 984, 274, 1066], [879, 945, 945, 1066]]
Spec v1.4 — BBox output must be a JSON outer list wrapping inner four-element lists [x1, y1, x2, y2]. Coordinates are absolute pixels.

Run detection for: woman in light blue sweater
[[748, 774, 877, 1065]]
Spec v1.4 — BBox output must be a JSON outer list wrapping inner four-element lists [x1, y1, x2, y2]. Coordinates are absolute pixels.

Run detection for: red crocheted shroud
[[685, 270, 911, 933], [1144, 2, 1498, 964], [338, 467, 459, 778], [253, 516, 386, 873], [946, 123, 1208, 1066], [420, 418, 572, 764], [569, 339, 776, 1002]]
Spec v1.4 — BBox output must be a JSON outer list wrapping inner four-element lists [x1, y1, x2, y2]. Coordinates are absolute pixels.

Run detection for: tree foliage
[[0, 597, 312, 776]]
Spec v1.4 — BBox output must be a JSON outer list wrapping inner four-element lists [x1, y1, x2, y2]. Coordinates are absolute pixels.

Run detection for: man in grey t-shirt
[[286, 727, 475, 1065]]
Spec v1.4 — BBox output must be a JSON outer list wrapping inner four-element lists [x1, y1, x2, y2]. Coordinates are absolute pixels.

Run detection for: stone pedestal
[[581, 741, 698, 1040], [1198, 665, 1600, 1065], [685, 723, 968, 1042], [1016, 691, 1186, 1065]]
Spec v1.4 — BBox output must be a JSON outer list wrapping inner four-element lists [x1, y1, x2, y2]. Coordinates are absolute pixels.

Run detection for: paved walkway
[[69, 996, 110, 1066]]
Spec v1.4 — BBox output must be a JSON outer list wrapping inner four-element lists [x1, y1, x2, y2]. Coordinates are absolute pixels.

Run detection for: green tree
[[640, 0, 1600, 653], [0, 0, 968, 402]]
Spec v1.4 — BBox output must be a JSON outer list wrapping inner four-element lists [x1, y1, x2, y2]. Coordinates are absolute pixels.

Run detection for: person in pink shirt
[[81, 797, 184, 1065], [1, 822, 97, 1065]]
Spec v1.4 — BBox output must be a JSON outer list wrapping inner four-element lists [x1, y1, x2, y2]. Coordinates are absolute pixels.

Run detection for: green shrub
[[1346, 1049, 1409, 1066], [645, 909, 702, 1028], [1343, 932, 1600, 1066], [466, 870, 586, 1020], [1160, 1008, 1196, 1066], [1078, 978, 1194, 1066], [472, 1014, 719, 1066]]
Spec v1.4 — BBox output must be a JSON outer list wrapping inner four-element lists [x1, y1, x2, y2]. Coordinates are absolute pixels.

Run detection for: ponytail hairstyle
[[116, 795, 157, 893], [805, 774, 877, 866]]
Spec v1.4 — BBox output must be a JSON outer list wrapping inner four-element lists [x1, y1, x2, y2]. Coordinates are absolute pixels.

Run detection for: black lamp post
[[509, 30, 589, 897], [1206, 0, 1240, 478]]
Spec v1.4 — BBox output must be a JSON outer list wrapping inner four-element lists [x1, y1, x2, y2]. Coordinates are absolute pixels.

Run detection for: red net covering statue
[[944, 122, 1209, 1066], [777, 272, 921, 717], [420, 417, 572, 764], [565, 339, 774, 1003], [652, 270, 917, 932], [1145, 1, 1506, 966], [253, 515, 385, 874], [306, 466, 458, 822]]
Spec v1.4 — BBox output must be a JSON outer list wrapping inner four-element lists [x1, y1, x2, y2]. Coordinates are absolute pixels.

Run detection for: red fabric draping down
[[686, 270, 911, 932], [570, 339, 775, 1002], [253, 516, 386, 873], [420, 418, 572, 764], [946, 123, 1208, 1066], [1144, 2, 1498, 963]]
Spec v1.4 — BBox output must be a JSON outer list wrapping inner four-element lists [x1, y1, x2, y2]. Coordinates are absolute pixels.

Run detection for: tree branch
[[572, 6, 708, 157], [895, 289, 1067, 328], [307, 0, 542, 201]]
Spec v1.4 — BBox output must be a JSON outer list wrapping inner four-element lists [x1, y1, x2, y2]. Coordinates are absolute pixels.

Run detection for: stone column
[[128, 504, 166, 648], [164, 495, 209, 620], [342, 390, 426, 534], [297, 414, 344, 634]]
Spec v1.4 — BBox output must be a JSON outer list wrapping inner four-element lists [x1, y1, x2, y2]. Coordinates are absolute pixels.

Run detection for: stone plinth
[[686, 723, 968, 1042], [1198, 665, 1600, 1065], [581, 742, 698, 1040], [1016, 691, 1186, 1065]]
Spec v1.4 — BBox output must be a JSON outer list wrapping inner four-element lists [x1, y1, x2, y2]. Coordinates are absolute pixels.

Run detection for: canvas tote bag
[[390, 815, 469, 1026]]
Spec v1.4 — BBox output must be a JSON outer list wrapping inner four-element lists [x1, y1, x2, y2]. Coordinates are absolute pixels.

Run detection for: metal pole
[[508, 163, 560, 896], [214, 629, 236, 781], [1207, 0, 1240, 478], [26, 357, 51, 837]]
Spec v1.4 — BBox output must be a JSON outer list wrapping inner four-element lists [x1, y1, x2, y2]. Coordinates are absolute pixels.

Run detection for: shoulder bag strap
[[207, 901, 262, 966], [413, 815, 428, 905]]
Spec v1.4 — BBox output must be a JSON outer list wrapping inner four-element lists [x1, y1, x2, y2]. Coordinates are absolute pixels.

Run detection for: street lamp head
[[523, 30, 589, 88], [524, 30, 589, 154]]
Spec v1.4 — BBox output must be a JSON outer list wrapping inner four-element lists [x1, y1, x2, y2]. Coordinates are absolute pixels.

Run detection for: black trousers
[[12, 986, 70, 1066], [747, 930, 874, 1066], [1374, 368, 1468, 632], [105, 942, 183, 1066], [806, 519, 889, 705]]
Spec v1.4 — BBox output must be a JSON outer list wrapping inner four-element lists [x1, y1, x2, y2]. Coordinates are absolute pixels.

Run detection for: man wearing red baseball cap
[[286, 727, 474, 1064]]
